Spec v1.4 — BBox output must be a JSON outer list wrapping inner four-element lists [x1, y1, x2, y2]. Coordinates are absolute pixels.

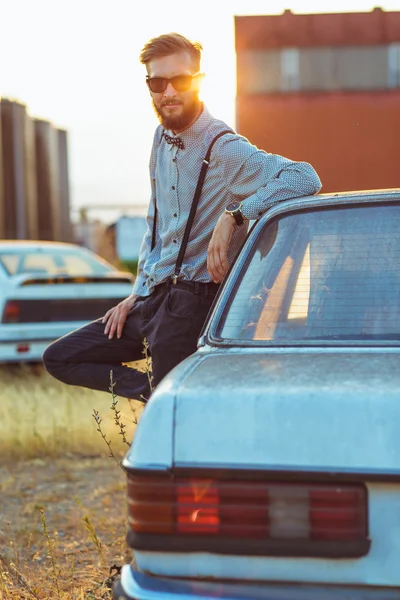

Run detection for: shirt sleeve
[[132, 192, 156, 295], [132, 129, 162, 295], [221, 138, 322, 221]]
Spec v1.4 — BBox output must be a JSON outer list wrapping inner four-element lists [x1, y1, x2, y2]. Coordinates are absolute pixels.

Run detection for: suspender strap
[[150, 129, 233, 273], [150, 129, 165, 252], [151, 203, 158, 251], [172, 129, 233, 283]]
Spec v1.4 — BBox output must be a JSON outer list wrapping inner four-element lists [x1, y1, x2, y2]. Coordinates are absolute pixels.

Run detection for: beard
[[152, 95, 202, 131]]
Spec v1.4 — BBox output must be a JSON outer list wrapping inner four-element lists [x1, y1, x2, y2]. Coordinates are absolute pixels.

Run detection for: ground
[[0, 455, 130, 599]]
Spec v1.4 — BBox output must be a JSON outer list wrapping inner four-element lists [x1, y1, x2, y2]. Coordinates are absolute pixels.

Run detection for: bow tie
[[163, 132, 184, 150]]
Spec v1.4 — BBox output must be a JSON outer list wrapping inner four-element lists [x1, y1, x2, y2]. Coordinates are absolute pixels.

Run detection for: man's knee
[[42, 339, 64, 379]]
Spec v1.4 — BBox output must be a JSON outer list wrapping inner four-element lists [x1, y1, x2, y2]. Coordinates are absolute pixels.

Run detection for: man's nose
[[163, 82, 177, 97]]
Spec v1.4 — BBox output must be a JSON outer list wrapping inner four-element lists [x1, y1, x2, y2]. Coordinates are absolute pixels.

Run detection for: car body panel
[[125, 377, 179, 470]]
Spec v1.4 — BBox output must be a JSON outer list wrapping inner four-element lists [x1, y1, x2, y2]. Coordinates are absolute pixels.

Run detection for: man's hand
[[207, 213, 235, 283], [102, 294, 138, 339]]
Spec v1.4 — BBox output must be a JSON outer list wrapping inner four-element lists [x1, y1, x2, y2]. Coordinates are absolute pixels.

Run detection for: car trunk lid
[[173, 350, 400, 472]]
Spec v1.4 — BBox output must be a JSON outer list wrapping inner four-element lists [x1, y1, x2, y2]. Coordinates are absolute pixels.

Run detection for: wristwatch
[[225, 201, 245, 226]]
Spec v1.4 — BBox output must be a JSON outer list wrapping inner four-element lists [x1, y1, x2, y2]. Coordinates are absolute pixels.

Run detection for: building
[[0, 98, 72, 241], [234, 8, 400, 193]]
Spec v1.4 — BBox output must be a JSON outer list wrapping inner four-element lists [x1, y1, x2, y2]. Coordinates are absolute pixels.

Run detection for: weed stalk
[[109, 371, 130, 447], [38, 507, 60, 599], [92, 409, 124, 472]]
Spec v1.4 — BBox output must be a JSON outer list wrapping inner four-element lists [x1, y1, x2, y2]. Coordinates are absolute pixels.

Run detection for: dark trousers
[[42, 280, 218, 401]]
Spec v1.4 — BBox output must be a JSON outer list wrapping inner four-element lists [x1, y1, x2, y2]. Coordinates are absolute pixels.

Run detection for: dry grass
[[0, 364, 144, 460], [0, 362, 147, 598], [0, 456, 129, 599]]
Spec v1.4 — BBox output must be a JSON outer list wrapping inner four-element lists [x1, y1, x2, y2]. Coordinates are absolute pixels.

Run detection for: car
[[0, 240, 134, 363], [113, 188, 400, 600]]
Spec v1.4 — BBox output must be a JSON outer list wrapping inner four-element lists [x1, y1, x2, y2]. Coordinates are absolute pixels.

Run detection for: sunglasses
[[146, 71, 202, 93]]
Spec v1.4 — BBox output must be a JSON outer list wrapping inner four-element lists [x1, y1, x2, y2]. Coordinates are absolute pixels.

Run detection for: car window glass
[[61, 253, 104, 275], [23, 254, 58, 273], [0, 254, 19, 275], [219, 203, 400, 343], [0, 249, 112, 276]]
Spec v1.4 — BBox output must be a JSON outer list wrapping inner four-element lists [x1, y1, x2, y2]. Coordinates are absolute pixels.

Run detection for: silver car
[[0, 240, 133, 363], [114, 189, 400, 600]]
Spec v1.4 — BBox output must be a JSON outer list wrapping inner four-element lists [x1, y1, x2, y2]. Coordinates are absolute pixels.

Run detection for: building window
[[388, 44, 400, 88], [281, 48, 300, 91], [237, 44, 400, 94]]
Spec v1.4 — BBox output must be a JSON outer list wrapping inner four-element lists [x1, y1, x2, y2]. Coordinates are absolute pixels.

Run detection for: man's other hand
[[207, 213, 235, 283], [102, 294, 138, 339]]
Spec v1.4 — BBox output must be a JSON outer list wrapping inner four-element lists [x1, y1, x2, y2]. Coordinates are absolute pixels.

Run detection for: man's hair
[[139, 33, 203, 70]]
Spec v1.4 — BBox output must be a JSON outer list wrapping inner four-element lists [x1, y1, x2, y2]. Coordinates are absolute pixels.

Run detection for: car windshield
[[218, 203, 400, 344], [0, 247, 115, 277]]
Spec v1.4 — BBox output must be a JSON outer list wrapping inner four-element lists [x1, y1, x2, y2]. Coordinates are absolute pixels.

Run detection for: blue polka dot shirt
[[133, 105, 321, 296]]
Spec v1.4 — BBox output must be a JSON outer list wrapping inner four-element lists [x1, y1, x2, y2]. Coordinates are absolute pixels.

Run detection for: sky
[[1, 0, 399, 223]]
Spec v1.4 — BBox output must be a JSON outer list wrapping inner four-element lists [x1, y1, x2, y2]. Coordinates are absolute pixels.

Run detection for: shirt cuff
[[132, 275, 147, 296], [240, 194, 265, 221]]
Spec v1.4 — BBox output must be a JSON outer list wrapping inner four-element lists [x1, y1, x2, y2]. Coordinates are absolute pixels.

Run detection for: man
[[43, 32, 321, 401]]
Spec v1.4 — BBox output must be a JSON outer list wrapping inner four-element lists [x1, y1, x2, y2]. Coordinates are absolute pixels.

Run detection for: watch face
[[226, 201, 241, 213]]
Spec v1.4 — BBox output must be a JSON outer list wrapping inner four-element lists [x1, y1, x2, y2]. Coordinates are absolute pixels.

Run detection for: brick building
[[234, 8, 400, 193]]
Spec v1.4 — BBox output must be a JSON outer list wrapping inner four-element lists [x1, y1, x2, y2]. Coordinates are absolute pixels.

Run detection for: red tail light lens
[[309, 487, 366, 540], [127, 475, 173, 534], [17, 343, 30, 353], [177, 481, 220, 533], [1, 300, 20, 323], [127, 475, 368, 546]]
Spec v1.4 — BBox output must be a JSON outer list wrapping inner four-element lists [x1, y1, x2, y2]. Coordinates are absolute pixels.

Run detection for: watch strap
[[232, 209, 244, 226]]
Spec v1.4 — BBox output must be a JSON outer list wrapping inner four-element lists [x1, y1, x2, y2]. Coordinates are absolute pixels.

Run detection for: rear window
[[0, 247, 114, 277], [218, 204, 400, 344]]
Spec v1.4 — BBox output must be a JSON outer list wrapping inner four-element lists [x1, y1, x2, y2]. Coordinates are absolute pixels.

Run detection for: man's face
[[146, 51, 202, 133]]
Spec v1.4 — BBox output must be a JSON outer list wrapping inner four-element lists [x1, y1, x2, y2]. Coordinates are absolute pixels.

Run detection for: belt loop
[[194, 282, 200, 295], [204, 285, 208, 298]]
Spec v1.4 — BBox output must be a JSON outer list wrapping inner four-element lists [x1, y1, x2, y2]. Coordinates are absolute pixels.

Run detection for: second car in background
[[0, 240, 134, 363]]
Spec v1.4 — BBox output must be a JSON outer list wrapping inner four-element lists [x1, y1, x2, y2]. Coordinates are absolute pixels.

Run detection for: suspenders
[[151, 129, 233, 284]]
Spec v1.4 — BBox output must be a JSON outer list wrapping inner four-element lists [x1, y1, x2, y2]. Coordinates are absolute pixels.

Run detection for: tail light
[[127, 475, 368, 555], [2, 300, 21, 323], [16, 343, 30, 354]]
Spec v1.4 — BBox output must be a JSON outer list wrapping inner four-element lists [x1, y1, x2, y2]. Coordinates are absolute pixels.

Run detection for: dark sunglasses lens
[[147, 74, 193, 93], [147, 78, 167, 93]]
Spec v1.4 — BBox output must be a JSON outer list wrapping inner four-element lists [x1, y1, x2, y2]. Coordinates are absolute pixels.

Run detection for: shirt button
[[171, 186, 175, 190], [173, 239, 177, 243], [172, 158, 177, 162]]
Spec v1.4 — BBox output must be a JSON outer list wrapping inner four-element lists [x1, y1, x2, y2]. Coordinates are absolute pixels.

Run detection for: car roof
[[315, 188, 400, 201], [0, 240, 89, 250]]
